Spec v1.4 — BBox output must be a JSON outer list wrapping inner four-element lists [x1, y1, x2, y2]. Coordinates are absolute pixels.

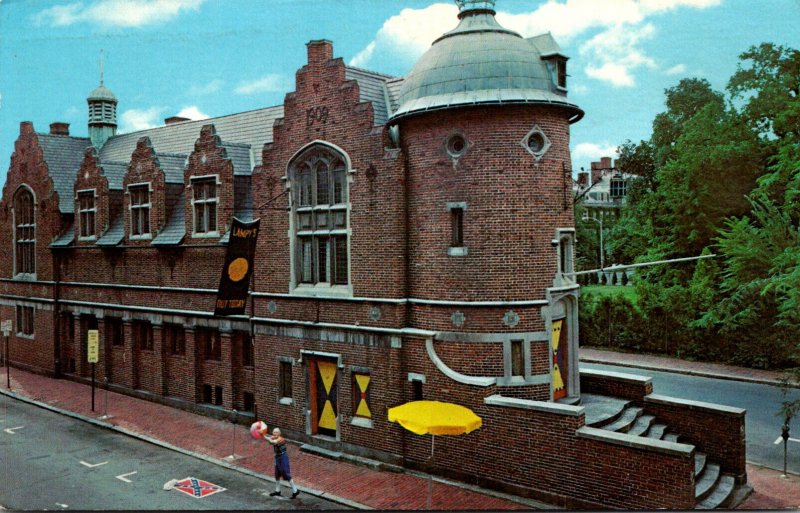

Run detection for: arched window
[[290, 145, 349, 290], [14, 187, 35, 276]]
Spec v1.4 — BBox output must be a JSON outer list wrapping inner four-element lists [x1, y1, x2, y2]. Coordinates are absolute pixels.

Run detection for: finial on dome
[[99, 49, 104, 85], [455, 0, 496, 16]]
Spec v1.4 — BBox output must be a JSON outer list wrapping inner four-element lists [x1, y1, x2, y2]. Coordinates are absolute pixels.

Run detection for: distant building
[[574, 156, 634, 221]]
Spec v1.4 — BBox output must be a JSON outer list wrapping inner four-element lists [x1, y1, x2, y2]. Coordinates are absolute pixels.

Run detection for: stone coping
[[645, 394, 746, 416], [576, 426, 695, 457], [484, 394, 585, 416], [580, 367, 653, 384]]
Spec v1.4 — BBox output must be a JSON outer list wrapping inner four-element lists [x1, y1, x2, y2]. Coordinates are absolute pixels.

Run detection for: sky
[[1, 0, 798, 186]]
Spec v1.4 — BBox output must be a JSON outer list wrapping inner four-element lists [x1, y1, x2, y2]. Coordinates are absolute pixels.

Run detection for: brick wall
[[645, 394, 747, 481]]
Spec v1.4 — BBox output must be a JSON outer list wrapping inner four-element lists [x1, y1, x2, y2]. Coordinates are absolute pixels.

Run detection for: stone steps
[[581, 396, 741, 509], [696, 475, 736, 509]]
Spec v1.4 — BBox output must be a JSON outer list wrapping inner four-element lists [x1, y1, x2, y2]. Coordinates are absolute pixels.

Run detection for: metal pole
[[91, 362, 96, 412], [232, 409, 238, 458], [427, 434, 435, 510], [104, 376, 109, 417], [5, 335, 9, 389], [784, 438, 788, 477]]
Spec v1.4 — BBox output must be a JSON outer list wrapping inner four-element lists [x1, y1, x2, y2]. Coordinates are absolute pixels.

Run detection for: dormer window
[[544, 56, 568, 90], [191, 176, 218, 236], [129, 184, 151, 238], [610, 175, 627, 199], [77, 190, 96, 239]]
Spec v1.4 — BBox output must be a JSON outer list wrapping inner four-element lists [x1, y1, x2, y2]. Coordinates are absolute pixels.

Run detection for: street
[[0, 395, 346, 510], [582, 362, 800, 475]]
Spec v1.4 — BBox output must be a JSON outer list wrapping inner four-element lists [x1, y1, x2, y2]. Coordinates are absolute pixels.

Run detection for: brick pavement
[[0, 367, 534, 511], [2, 349, 799, 510]]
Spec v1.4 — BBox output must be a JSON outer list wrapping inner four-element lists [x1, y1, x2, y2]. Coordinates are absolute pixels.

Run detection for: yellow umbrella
[[388, 401, 482, 509]]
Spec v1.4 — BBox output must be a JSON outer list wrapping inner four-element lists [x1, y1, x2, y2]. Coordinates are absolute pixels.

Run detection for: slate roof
[[221, 143, 254, 176], [344, 66, 397, 126], [51, 222, 74, 247], [385, 78, 405, 114], [155, 153, 188, 184], [37, 134, 91, 213], [99, 161, 128, 190], [96, 212, 125, 246], [152, 187, 185, 246], [98, 106, 283, 168]]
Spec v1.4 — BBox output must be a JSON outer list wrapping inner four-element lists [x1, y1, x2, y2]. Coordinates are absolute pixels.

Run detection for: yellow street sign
[[87, 329, 99, 363]]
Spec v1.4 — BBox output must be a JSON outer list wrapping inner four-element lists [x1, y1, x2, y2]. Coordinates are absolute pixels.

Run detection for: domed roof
[[390, 1, 582, 123], [88, 83, 117, 102]]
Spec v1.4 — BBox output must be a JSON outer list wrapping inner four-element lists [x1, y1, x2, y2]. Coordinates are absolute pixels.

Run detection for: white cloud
[[234, 74, 292, 95], [572, 142, 619, 164], [348, 3, 458, 68], [33, 0, 205, 28], [350, 0, 721, 86], [665, 63, 687, 75], [175, 105, 209, 120], [580, 23, 657, 87], [189, 79, 223, 96], [120, 106, 165, 132]]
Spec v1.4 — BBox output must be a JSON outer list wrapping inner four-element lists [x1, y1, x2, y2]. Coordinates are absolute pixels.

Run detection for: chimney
[[50, 122, 70, 136], [600, 156, 613, 170], [307, 39, 333, 65], [590, 162, 602, 185], [577, 172, 588, 187], [165, 116, 190, 125]]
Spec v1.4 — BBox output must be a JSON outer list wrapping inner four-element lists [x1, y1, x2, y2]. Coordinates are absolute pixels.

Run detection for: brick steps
[[580, 395, 739, 509]]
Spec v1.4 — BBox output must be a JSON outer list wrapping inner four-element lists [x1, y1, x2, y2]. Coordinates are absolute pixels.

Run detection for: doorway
[[308, 357, 338, 437]]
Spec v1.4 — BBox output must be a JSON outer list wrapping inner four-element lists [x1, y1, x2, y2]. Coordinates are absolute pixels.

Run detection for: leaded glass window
[[14, 187, 35, 275], [291, 146, 349, 288]]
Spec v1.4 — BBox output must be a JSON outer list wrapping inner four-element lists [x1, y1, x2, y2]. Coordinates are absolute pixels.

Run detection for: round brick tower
[[390, 0, 584, 401]]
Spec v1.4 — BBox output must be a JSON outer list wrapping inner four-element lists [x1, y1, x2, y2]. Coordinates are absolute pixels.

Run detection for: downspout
[[52, 249, 62, 378]]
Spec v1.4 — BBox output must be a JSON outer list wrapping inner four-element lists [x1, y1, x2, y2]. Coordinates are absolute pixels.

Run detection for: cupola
[[87, 53, 118, 149]]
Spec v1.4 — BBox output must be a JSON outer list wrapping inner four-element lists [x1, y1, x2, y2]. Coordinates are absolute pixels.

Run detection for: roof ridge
[[344, 65, 396, 80], [107, 104, 285, 141], [36, 133, 91, 142], [221, 141, 252, 149]]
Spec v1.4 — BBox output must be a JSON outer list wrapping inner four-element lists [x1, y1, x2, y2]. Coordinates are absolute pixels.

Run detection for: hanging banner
[[215, 217, 260, 316]]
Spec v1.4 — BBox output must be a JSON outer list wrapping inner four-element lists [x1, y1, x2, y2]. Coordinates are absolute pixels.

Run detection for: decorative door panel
[[552, 319, 568, 400], [313, 359, 338, 436]]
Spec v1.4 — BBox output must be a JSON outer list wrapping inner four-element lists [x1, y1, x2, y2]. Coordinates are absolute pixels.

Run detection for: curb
[[579, 358, 798, 388], [0, 387, 369, 510]]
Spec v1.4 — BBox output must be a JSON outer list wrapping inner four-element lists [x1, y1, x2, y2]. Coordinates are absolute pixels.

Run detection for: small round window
[[446, 134, 467, 157], [527, 133, 545, 154]]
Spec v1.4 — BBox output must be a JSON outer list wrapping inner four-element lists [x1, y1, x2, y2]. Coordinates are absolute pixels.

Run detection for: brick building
[[1, 1, 745, 508]]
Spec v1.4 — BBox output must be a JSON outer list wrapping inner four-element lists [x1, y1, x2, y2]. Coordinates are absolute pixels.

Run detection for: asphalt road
[[0, 395, 346, 511], [582, 362, 800, 474]]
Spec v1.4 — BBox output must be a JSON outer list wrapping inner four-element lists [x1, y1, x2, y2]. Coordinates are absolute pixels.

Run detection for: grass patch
[[581, 285, 639, 303]]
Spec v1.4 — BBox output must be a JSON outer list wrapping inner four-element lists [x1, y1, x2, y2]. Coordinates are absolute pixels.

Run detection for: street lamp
[[582, 213, 604, 270]]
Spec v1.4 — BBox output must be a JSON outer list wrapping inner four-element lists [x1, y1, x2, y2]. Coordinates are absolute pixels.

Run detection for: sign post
[[1, 320, 11, 389], [87, 329, 99, 411]]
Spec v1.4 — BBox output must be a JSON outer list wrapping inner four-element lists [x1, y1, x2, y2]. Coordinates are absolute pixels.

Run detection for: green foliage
[[579, 43, 800, 370]]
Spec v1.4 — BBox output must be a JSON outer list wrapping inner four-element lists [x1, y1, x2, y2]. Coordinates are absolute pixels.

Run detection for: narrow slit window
[[451, 208, 464, 247]]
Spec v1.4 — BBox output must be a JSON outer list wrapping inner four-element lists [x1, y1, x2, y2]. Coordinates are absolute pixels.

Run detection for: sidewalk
[[2, 350, 799, 510], [580, 346, 800, 510], [580, 346, 795, 387], [0, 367, 538, 511]]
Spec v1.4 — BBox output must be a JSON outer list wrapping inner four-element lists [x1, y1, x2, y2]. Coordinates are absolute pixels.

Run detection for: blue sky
[[1, 0, 798, 185]]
